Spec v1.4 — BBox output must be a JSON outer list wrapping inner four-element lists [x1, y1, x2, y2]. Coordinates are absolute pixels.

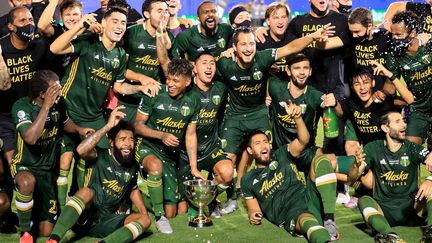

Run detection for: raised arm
[[156, 17, 170, 77], [286, 102, 310, 158], [185, 122, 203, 180], [347, 146, 367, 185], [383, 2, 407, 30], [37, 0, 59, 37]]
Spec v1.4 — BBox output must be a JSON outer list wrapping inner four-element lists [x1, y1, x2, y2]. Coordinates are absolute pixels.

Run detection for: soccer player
[[171, 0, 233, 60], [47, 108, 151, 243], [166, 0, 193, 37], [348, 111, 432, 243], [241, 106, 334, 242], [384, 0, 432, 34], [134, 59, 200, 234], [177, 52, 234, 216], [93, 0, 142, 26], [11, 70, 92, 242]]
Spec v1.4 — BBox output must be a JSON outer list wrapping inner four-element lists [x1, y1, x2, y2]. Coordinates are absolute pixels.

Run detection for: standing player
[[47, 109, 151, 243], [177, 52, 234, 216], [171, 0, 233, 60], [348, 111, 432, 243], [11, 70, 92, 242], [134, 59, 200, 234]]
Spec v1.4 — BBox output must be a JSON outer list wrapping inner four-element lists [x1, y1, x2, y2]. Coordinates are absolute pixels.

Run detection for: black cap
[[229, 5, 247, 25]]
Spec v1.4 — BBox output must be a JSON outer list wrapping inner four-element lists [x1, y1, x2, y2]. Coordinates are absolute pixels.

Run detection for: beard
[[291, 77, 308, 89], [253, 151, 272, 166], [389, 129, 404, 142], [113, 146, 135, 166]]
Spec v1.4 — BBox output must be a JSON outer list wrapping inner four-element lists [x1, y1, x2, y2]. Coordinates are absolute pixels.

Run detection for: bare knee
[[15, 172, 36, 194], [74, 187, 94, 206], [214, 160, 234, 185], [0, 192, 11, 216], [177, 201, 187, 214], [142, 155, 162, 176]]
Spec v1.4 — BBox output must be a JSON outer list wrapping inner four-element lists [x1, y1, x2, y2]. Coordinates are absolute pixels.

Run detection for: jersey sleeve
[[362, 142, 375, 172], [216, 58, 229, 82], [190, 94, 201, 123], [258, 49, 278, 69], [12, 101, 32, 134], [115, 51, 127, 83], [240, 173, 255, 199], [385, 54, 400, 78], [70, 36, 89, 54], [409, 142, 430, 165], [137, 94, 154, 116]]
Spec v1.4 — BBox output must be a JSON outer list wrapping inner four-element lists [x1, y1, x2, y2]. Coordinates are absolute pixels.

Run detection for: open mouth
[[206, 18, 216, 28], [121, 148, 131, 155], [204, 70, 213, 79]]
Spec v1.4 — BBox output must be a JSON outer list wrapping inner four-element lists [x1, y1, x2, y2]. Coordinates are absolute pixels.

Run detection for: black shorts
[[0, 113, 16, 153]]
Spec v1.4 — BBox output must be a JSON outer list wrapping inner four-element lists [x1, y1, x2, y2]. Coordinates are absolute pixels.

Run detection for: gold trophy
[[184, 180, 217, 227]]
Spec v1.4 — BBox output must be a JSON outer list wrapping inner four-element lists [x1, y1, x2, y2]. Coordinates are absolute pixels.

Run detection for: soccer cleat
[[20, 232, 33, 243], [324, 219, 340, 241], [422, 225, 432, 243], [210, 205, 222, 218], [220, 199, 238, 215], [156, 216, 173, 234], [374, 233, 406, 243]]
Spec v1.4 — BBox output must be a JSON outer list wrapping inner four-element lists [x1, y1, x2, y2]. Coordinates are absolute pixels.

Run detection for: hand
[[107, 105, 126, 129], [79, 13, 98, 30], [178, 17, 194, 28], [354, 145, 365, 168], [87, 21, 103, 34], [284, 100, 302, 119], [255, 27, 268, 43], [78, 127, 95, 137], [219, 48, 235, 61], [139, 77, 161, 97], [191, 168, 205, 180], [416, 180, 432, 201], [417, 33, 431, 46], [370, 60, 393, 78], [310, 23, 335, 42], [321, 93, 337, 107], [42, 84, 62, 109], [157, 13, 169, 34], [425, 153, 432, 172], [161, 133, 180, 147], [249, 212, 263, 225], [372, 90, 386, 103], [265, 96, 272, 107]]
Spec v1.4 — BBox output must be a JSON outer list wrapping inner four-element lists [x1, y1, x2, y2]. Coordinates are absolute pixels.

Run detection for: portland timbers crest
[[123, 171, 131, 182], [112, 57, 120, 69], [269, 161, 278, 170], [421, 55, 432, 65], [212, 95, 221, 105], [180, 106, 191, 116], [400, 155, 410, 167], [253, 71, 263, 80], [218, 38, 226, 48]]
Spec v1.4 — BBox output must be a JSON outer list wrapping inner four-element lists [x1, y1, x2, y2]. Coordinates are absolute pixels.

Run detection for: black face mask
[[337, 3, 352, 14], [353, 30, 369, 44], [391, 37, 411, 57], [310, 3, 328, 17], [14, 24, 35, 42], [235, 20, 252, 29]]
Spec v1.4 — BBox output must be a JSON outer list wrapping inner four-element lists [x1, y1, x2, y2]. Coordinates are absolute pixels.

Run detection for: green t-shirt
[[241, 145, 307, 226], [86, 149, 138, 219], [217, 49, 277, 118], [172, 23, 233, 61], [137, 85, 201, 158], [269, 78, 323, 149], [12, 97, 68, 171], [363, 140, 429, 201], [61, 34, 127, 122], [386, 43, 432, 113]]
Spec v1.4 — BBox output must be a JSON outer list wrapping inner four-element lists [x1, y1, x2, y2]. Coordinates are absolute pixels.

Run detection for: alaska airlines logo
[[103, 179, 124, 193], [259, 172, 283, 195], [135, 55, 159, 66], [199, 108, 217, 119], [91, 67, 113, 81], [410, 66, 432, 81], [233, 83, 262, 95], [380, 171, 408, 182], [156, 117, 186, 129], [277, 113, 296, 125], [40, 127, 58, 140]]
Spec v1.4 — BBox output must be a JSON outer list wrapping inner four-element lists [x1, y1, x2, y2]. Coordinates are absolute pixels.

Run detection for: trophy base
[[188, 220, 213, 228]]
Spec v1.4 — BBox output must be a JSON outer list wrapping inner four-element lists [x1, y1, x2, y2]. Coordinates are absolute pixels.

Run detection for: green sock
[[299, 215, 330, 243], [57, 169, 69, 212], [358, 196, 392, 234], [76, 159, 86, 188], [313, 155, 337, 215], [147, 174, 164, 217], [51, 196, 86, 239], [15, 191, 33, 233], [102, 221, 145, 243], [217, 183, 229, 194]]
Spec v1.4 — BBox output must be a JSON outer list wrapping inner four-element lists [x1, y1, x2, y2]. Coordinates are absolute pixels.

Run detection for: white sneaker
[[324, 219, 340, 241], [336, 192, 350, 205], [220, 199, 238, 215], [156, 216, 173, 234], [210, 205, 222, 218]]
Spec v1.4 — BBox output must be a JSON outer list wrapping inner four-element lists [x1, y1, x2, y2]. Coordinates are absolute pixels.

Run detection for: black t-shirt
[[406, 2, 432, 34], [340, 96, 396, 145], [93, 7, 142, 26], [287, 11, 351, 98], [0, 15, 8, 39], [0, 35, 49, 114], [256, 30, 294, 81], [351, 29, 391, 90]]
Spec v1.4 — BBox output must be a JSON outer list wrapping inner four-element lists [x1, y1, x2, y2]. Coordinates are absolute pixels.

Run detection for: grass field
[[0, 120, 426, 242]]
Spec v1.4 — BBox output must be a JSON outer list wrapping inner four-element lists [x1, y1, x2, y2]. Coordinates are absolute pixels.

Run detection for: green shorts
[[70, 116, 109, 149], [406, 110, 432, 139], [14, 166, 58, 223], [61, 133, 79, 154], [178, 146, 230, 201], [378, 197, 424, 227], [344, 119, 358, 141], [336, 156, 356, 174], [281, 187, 310, 234], [117, 100, 138, 124], [136, 143, 179, 205], [220, 115, 271, 154], [292, 146, 318, 173], [87, 213, 128, 238], [305, 176, 325, 225]]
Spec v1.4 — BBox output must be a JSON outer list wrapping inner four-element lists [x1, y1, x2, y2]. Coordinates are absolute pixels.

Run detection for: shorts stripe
[[16, 200, 34, 211], [57, 177, 68, 185], [362, 207, 382, 221], [315, 173, 337, 186], [66, 198, 83, 214], [307, 225, 325, 239], [125, 222, 141, 239], [62, 57, 80, 98]]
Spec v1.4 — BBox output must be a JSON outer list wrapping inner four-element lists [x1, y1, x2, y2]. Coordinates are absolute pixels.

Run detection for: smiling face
[[166, 73, 191, 98], [198, 2, 218, 33], [247, 133, 272, 166], [102, 11, 127, 43], [266, 7, 289, 38], [351, 74, 375, 103], [194, 54, 216, 85], [287, 60, 312, 89], [233, 32, 256, 66], [111, 129, 135, 165], [383, 112, 407, 141], [144, 1, 169, 30], [167, 0, 181, 16], [61, 6, 82, 30]]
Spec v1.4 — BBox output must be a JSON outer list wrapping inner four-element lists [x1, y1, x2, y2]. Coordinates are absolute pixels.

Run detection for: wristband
[[389, 74, 397, 82], [83, 21, 90, 29]]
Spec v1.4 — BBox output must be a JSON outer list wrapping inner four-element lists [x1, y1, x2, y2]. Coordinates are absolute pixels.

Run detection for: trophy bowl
[[184, 179, 218, 227]]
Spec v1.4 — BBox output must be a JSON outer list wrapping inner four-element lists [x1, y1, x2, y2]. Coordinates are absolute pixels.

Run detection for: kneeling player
[[348, 111, 432, 243], [47, 108, 151, 243], [241, 104, 335, 242]]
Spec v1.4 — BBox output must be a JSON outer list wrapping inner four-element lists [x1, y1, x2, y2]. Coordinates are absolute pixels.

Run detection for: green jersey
[[172, 23, 233, 61], [386, 43, 432, 113], [269, 78, 323, 149], [137, 85, 200, 158], [363, 140, 429, 201], [86, 149, 138, 218], [61, 34, 127, 122], [11, 97, 69, 171], [241, 145, 307, 226], [217, 49, 277, 118]]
